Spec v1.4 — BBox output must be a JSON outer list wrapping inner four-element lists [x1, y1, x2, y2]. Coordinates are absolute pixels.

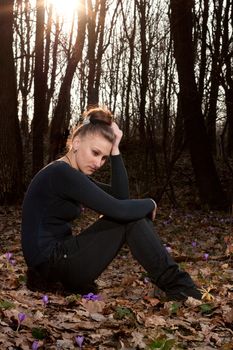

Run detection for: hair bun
[[84, 107, 113, 126]]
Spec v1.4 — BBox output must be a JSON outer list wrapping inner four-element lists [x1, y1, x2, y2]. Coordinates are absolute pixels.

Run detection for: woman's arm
[[110, 122, 123, 156], [91, 122, 129, 199], [91, 155, 129, 199], [54, 164, 155, 222]]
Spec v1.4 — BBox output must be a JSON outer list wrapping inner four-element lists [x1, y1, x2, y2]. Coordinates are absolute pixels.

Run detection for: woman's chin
[[83, 167, 95, 175]]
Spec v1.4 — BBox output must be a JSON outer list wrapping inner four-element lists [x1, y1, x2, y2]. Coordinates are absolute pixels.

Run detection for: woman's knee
[[126, 217, 151, 231]]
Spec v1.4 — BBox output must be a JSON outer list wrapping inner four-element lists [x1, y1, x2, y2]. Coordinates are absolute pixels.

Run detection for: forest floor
[[0, 205, 232, 350]]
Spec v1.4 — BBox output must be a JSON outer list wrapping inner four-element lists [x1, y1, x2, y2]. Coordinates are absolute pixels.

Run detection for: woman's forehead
[[81, 133, 112, 153]]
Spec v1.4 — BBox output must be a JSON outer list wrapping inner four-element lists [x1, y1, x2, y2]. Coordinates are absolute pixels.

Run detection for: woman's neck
[[60, 151, 79, 170]]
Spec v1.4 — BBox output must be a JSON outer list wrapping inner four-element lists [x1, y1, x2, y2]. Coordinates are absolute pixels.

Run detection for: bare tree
[[221, 0, 233, 158], [86, 0, 119, 107], [15, 0, 34, 144], [197, 0, 209, 101], [0, 0, 23, 203], [120, 0, 136, 139], [48, 0, 87, 161], [136, 0, 153, 140], [32, 0, 47, 174], [206, 0, 224, 154], [170, 0, 229, 210]]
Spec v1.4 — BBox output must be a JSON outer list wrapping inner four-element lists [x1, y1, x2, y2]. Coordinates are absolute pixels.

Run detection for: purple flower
[[203, 253, 209, 261], [32, 340, 39, 350], [42, 295, 49, 306], [192, 241, 197, 248], [17, 312, 26, 332], [82, 292, 101, 301], [144, 277, 150, 284], [75, 335, 84, 348], [18, 312, 26, 323], [5, 252, 16, 267], [9, 259, 16, 265], [165, 245, 172, 253], [5, 252, 13, 261]]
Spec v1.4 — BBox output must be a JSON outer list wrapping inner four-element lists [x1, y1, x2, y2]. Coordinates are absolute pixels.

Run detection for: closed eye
[[92, 149, 109, 162], [92, 150, 99, 156]]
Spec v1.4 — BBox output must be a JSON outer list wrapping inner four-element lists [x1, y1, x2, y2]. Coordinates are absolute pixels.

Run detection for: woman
[[21, 107, 202, 301]]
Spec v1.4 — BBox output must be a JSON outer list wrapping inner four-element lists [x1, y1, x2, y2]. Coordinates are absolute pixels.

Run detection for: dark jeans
[[35, 217, 196, 294]]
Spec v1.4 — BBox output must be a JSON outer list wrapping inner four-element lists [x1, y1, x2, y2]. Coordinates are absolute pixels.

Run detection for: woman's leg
[[49, 217, 127, 292], [44, 217, 201, 299], [125, 218, 201, 300]]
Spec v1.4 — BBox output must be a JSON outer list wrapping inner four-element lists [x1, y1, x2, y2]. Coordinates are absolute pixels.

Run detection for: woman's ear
[[72, 135, 80, 152]]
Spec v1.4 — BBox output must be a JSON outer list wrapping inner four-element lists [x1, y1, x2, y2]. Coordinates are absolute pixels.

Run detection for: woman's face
[[73, 132, 112, 175]]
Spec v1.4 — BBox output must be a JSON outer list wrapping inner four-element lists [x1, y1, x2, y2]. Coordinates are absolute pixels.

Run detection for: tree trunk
[[136, 0, 149, 140], [17, 0, 33, 143], [87, 0, 107, 107], [45, 15, 60, 119], [222, 0, 233, 157], [43, 3, 53, 129], [120, 0, 136, 140], [87, 0, 97, 107], [0, 0, 23, 203], [32, 0, 47, 174], [170, 0, 229, 210], [198, 0, 208, 101], [226, 88, 233, 157], [94, 0, 107, 104], [48, 0, 87, 161], [206, 0, 223, 155]]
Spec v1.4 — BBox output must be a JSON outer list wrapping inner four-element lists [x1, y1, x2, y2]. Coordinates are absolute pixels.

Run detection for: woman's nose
[[94, 157, 102, 169]]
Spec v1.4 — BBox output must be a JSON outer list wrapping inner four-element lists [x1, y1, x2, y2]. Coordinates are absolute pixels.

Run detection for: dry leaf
[[185, 296, 202, 307], [144, 315, 166, 327], [90, 312, 107, 322], [143, 295, 161, 306], [131, 331, 146, 349], [222, 306, 233, 324], [56, 339, 74, 349], [81, 299, 105, 314]]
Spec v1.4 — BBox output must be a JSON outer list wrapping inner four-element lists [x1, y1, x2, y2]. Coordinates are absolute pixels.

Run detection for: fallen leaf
[[185, 296, 202, 307], [81, 299, 105, 314], [222, 306, 233, 324], [144, 314, 166, 327], [131, 331, 146, 349], [90, 312, 107, 322]]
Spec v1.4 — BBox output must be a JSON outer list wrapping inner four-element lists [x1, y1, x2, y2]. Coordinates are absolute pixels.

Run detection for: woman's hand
[[111, 122, 123, 155], [151, 206, 157, 221], [150, 199, 157, 221]]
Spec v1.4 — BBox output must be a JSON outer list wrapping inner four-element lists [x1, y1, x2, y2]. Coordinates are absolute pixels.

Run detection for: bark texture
[[170, 0, 229, 210], [0, 0, 23, 203]]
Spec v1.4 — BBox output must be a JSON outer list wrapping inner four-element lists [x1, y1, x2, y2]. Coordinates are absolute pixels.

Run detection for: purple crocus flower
[[17, 312, 26, 332], [75, 335, 84, 348], [5, 252, 16, 267], [9, 259, 16, 265], [5, 252, 13, 261], [203, 253, 209, 261], [32, 340, 39, 350], [192, 241, 197, 248], [144, 277, 150, 284], [42, 295, 49, 306], [165, 245, 172, 253], [18, 312, 26, 323], [82, 292, 101, 301]]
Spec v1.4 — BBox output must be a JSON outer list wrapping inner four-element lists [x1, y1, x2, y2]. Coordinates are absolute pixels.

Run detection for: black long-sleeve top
[[21, 155, 155, 267]]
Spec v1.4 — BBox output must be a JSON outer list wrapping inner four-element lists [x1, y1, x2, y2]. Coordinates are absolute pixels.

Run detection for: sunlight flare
[[47, 0, 79, 18]]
